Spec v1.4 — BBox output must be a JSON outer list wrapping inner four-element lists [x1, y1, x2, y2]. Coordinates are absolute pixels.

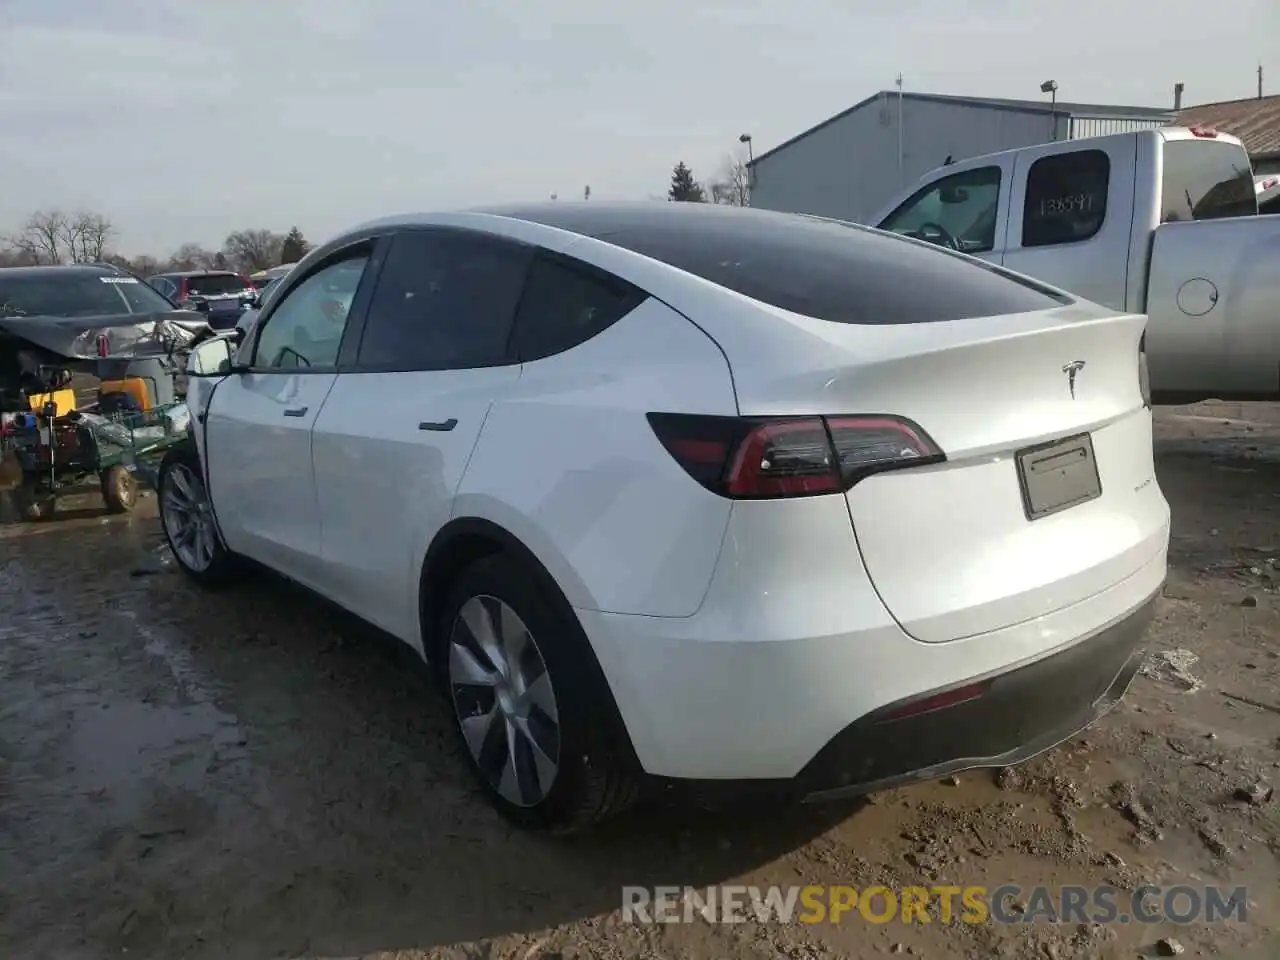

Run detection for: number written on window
[[1039, 193, 1096, 217]]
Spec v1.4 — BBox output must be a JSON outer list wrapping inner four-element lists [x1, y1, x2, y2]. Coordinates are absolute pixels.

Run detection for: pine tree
[[279, 226, 310, 264], [668, 162, 705, 202]]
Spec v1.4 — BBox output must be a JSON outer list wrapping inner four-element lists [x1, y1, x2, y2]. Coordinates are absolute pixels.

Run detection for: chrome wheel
[[449, 595, 561, 807], [161, 462, 217, 572]]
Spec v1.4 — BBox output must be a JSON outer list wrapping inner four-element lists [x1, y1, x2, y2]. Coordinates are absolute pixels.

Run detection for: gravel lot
[[1, 405, 1278, 960]]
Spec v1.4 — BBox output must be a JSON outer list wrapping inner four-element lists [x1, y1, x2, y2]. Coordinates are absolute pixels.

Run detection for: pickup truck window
[[1022, 150, 1109, 248], [1160, 141, 1257, 222], [877, 166, 1001, 254]]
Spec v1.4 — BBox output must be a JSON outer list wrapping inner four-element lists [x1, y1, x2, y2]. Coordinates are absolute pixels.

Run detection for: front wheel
[[441, 554, 638, 832], [157, 445, 244, 586]]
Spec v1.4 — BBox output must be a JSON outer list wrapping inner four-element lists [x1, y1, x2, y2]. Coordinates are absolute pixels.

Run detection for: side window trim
[[245, 236, 388, 374]]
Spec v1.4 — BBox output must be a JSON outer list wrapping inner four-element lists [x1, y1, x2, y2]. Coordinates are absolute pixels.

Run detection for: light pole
[[738, 133, 753, 205], [1040, 79, 1059, 141]]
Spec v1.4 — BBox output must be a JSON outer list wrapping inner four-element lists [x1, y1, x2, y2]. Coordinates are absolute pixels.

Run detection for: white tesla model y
[[162, 201, 1170, 831]]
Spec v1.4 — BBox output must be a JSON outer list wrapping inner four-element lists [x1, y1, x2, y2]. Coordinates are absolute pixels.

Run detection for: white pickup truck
[[869, 127, 1280, 403]]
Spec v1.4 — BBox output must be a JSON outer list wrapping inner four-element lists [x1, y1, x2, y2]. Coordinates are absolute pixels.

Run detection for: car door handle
[[418, 418, 458, 432], [283, 407, 308, 417]]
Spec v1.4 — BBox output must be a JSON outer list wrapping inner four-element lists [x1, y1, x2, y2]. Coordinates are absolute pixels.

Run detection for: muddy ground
[[1, 404, 1278, 960]]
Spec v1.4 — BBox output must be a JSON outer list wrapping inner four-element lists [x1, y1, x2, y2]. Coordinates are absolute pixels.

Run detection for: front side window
[[878, 166, 1002, 253], [357, 229, 530, 371], [253, 254, 370, 369], [1021, 149, 1110, 247]]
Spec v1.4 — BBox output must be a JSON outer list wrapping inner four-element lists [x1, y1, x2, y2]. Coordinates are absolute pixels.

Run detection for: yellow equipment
[[26, 388, 77, 416]]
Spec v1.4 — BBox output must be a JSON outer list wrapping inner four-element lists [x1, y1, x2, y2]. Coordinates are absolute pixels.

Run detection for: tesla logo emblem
[[1062, 360, 1086, 399]]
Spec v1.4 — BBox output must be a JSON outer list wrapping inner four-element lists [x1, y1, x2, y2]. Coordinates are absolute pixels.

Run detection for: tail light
[[1138, 333, 1151, 408], [646, 412, 944, 499], [177, 278, 190, 301], [96, 334, 110, 358]]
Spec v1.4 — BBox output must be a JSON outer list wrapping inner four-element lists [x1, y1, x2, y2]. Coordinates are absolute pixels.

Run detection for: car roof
[[0, 264, 116, 278], [470, 200, 877, 242]]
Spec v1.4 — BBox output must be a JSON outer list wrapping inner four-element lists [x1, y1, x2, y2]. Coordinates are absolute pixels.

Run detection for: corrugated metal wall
[[1068, 116, 1170, 139]]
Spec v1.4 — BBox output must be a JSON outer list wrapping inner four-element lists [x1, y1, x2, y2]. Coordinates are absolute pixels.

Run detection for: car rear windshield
[[592, 210, 1067, 324], [1160, 140, 1258, 222], [186, 273, 246, 296], [0, 273, 175, 318]]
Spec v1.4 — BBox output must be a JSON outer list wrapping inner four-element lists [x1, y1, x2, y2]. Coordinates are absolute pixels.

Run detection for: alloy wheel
[[448, 595, 562, 807], [161, 463, 217, 572]]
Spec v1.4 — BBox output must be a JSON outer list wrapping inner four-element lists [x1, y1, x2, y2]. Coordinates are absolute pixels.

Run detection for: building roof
[[1176, 95, 1280, 159], [748, 90, 1174, 168]]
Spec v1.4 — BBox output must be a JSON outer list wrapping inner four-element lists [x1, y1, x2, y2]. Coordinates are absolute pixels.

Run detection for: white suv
[[163, 203, 1170, 831]]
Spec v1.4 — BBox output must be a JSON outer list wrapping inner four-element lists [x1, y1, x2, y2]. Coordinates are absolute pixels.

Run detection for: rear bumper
[[798, 591, 1154, 800], [578, 521, 1167, 784]]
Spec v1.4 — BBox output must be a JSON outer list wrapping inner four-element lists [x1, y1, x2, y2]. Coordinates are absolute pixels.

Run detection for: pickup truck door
[[999, 137, 1137, 310], [309, 227, 531, 649], [204, 243, 381, 588], [872, 157, 1014, 266]]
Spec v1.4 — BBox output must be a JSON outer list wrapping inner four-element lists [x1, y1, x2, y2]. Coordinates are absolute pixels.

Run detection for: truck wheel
[[157, 445, 245, 586], [100, 465, 137, 514]]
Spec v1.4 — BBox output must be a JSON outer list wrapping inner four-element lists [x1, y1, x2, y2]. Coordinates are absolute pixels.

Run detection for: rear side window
[[358, 229, 531, 371], [596, 211, 1064, 324], [511, 254, 647, 362], [1160, 140, 1257, 222], [1021, 150, 1110, 247]]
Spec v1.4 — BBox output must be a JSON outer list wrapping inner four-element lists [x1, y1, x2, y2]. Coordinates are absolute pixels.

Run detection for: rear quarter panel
[[1145, 215, 1280, 399], [452, 298, 739, 618]]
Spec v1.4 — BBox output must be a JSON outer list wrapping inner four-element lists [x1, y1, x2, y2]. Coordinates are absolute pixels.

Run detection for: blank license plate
[[1016, 433, 1102, 521]]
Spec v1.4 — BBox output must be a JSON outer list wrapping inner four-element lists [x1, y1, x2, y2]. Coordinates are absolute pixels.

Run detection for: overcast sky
[[1, 0, 1275, 256]]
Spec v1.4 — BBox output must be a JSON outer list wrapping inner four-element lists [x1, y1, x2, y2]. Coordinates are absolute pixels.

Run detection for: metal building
[[747, 91, 1174, 223]]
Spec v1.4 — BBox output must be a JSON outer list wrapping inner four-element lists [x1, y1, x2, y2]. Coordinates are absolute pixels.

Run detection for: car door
[[1000, 139, 1137, 310], [204, 240, 382, 587], [309, 228, 531, 647], [874, 162, 1011, 266]]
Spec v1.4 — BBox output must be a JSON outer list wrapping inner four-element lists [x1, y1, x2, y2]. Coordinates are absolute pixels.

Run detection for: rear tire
[[100, 465, 137, 514], [157, 445, 245, 586], [439, 553, 638, 833]]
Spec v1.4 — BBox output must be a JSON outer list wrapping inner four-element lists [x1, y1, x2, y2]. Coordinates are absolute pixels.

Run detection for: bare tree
[[58, 216, 85, 262], [1, 231, 41, 265], [708, 154, 750, 207], [19, 210, 69, 264], [167, 242, 218, 271], [75, 211, 115, 262], [222, 229, 284, 272]]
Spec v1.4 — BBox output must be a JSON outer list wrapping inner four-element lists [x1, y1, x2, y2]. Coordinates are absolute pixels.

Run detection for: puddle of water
[[67, 699, 244, 815]]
